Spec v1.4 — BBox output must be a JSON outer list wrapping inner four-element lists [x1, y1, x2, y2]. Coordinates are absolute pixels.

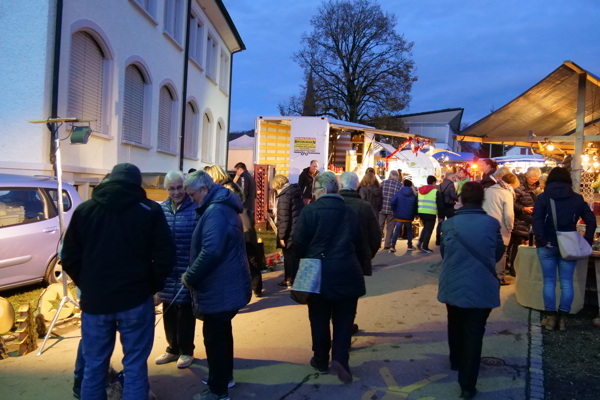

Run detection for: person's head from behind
[[445, 172, 456, 182], [388, 170, 399, 181], [205, 165, 230, 185], [184, 170, 215, 204], [460, 182, 484, 207], [501, 173, 520, 189], [546, 167, 572, 186], [495, 166, 511, 179], [481, 159, 496, 174], [427, 175, 437, 185], [164, 170, 185, 205], [271, 174, 289, 192], [403, 179, 413, 187], [309, 160, 319, 174], [234, 162, 247, 177], [314, 171, 339, 199], [360, 170, 379, 187], [340, 172, 359, 190], [109, 163, 142, 186]]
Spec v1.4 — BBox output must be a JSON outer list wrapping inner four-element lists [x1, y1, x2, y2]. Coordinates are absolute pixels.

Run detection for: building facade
[[396, 108, 464, 152], [0, 0, 244, 199]]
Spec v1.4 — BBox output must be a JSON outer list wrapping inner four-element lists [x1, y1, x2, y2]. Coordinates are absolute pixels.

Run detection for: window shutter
[[215, 122, 223, 165], [158, 86, 173, 151], [122, 65, 145, 144], [68, 32, 104, 133], [201, 113, 212, 163], [143, 0, 150, 11], [164, 0, 172, 34], [184, 102, 195, 158], [195, 21, 203, 65]]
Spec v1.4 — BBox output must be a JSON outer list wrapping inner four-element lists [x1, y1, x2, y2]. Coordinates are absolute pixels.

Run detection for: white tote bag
[[550, 199, 592, 260]]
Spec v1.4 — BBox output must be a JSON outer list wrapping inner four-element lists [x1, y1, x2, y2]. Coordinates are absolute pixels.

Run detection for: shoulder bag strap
[[549, 198, 558, 231]]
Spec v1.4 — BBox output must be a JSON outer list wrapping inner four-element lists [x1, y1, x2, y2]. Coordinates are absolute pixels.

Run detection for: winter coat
[[275, 183, 304, 247], [183, 185, 252, 315], [380, 179, 403, 215], [480, 169, 497, 189], [298, 167, 319, 200], [438, 205, 504, 309], [62, 181, 176, 315], [512, 174, 538, 238], [292, 194, 366, 301], [438, 178, 458, 206], [391, 186, 418, 221], [156, 195, 197, 305], [237, 170, 256, 212], [358, 184, 383, 214], [532, 181, 596, 248], [339, 189, 381, 276], [482, 183, 515, 245]]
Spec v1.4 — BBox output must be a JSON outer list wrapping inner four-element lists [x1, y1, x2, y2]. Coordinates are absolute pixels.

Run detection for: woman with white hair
[[292, 171, 367, 383], [155, 170, 198, 369]]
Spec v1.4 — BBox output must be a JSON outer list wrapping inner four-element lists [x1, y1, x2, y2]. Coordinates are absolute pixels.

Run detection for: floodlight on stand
[[546, 142, 555, 151], [70, 126, 92, 144]]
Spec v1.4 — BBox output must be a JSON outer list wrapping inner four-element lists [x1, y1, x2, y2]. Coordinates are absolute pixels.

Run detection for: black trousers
[[506, 233, 526, 272], [163, 303, 196, 356], [446, 304, 491, 392], [418, 214, 437, 250], [308, 297, 358, 371], [246, 242, 263, 294], [436, 206, 455, 243], [283, 246, 299, 283], [203, 310, 238, 396]]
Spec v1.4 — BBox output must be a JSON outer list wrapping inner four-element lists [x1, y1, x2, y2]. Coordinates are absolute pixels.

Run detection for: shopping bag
[[550, 199, 592, 260], [290, 258, 322, 304]]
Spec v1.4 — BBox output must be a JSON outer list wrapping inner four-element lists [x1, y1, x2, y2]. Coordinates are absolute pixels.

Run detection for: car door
[[0, 187, 59, 289]]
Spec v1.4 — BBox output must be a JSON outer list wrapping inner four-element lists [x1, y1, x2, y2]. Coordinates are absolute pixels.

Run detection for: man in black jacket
[[234, 162, 256, 221], [298, 160, 320, 205], [62, 163, 176, 400], [436, 172, 458, 245]]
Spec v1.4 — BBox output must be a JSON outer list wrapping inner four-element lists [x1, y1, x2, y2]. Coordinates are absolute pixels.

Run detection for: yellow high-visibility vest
[[418, 189, 438, 215]]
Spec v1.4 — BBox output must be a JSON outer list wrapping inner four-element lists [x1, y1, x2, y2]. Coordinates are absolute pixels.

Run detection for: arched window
[[158, 85, 176, 152], [215, 121, 224, 166], [183, 102, 198, 158], [122, 64, 146, 144], [201, 113, 212, 163], [68, 31, 104, 133]]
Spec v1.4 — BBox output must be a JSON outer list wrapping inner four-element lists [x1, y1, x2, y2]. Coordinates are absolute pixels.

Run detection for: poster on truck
[[293, 137, 318, 155]]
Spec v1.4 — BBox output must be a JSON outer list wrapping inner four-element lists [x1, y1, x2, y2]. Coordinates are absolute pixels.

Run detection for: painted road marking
[[362, 367, 447, 400]]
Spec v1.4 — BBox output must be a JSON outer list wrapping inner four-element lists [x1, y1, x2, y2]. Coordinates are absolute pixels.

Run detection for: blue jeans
[[537, 246, 577, 313], [81, 297, 155, 400], [392, 221, 413, 247]]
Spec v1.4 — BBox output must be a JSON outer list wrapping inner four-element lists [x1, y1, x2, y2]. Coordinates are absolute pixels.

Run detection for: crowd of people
[[59, 159, 597, 400]]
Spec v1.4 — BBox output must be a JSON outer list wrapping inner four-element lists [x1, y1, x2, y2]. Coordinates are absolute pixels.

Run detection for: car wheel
[[44, 257, 72, 285]]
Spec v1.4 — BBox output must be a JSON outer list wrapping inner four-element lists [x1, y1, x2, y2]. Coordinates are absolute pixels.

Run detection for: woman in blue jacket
[[155, 171, 198, 369], [438, 182, 505, 400], [532, 167, 596, 331]]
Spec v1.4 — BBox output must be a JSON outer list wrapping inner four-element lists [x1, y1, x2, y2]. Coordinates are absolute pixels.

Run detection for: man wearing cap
[[62, 163, 176, 400]]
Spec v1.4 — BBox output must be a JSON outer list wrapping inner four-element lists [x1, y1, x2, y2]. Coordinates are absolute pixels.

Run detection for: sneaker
[[192, 389, 230, 400], [202, 376, 235, 388], [407, 246, 416, 251], [310, 357, 329, 374], [389, 247, 396, 253], [416, 242, 422, 251], [155, 352, 179, 365], [177, 355, 194, 369], [330, 360, 352, 383], [420, 248, 433, 254]]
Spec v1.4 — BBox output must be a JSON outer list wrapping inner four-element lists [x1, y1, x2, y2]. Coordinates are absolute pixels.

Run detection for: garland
[[385, 137, 432, 170]]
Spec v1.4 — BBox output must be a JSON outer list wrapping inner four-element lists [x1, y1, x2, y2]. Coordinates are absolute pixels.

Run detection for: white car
[[0, 174, 82, 291]]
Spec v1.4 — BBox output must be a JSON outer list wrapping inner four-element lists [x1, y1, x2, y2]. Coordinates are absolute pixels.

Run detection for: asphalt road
[[0, 244, 530, 400]]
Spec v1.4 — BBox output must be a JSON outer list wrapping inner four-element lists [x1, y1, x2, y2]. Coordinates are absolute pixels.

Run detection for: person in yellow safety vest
[[416, 175, 444, 254]]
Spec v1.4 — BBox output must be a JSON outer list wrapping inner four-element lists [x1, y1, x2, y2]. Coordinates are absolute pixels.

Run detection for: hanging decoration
[[385, 137, 432, 171]]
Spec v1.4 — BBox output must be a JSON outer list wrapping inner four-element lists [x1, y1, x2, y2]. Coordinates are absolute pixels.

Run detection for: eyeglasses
[[314, 186, 324, 191], [167, 185, 184, 193], [186, 190, 197, 197]]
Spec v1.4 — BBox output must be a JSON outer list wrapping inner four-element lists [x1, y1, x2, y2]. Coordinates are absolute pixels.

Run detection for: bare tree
[[279, 0, 417, 123]]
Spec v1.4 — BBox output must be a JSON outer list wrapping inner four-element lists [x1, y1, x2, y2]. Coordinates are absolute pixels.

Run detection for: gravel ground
[[543, 305, 600, 400]]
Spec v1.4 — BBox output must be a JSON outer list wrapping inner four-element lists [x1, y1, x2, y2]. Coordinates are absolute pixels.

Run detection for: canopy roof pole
[[572, 72, 587, 192]]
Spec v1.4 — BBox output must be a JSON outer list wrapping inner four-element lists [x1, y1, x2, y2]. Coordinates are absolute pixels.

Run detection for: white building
[[0, 0, 244, 199]]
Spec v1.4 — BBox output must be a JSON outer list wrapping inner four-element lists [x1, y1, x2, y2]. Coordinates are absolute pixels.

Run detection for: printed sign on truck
[[293, 137, 319, 156]]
